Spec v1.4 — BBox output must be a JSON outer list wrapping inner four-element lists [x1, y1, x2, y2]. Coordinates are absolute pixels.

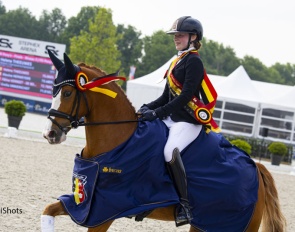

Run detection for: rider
[[138, 16, 210, 226]]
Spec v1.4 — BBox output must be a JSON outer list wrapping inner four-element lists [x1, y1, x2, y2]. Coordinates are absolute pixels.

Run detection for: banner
[[0, 34, 65, 59]]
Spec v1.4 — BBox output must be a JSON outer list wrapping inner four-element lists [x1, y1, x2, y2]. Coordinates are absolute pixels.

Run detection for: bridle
[[46, 50, 140, 134], [47, 85, 140, 135], [48, 89, 88, 133]]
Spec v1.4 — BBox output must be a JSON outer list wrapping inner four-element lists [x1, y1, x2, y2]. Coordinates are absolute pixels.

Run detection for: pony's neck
[[81, 84, 138, 158]]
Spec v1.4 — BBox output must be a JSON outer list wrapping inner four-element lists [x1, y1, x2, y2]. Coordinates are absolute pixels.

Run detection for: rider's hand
[[137, 104, 150, 114], [141, 110, 158, 121]]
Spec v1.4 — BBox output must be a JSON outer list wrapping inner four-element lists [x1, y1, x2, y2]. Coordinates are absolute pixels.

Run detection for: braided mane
[[78, 63, 107, 75]]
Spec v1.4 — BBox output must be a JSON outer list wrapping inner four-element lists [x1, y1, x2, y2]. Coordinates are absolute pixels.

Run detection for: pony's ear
[[64, 53, 77, 78], [48, 49, 64, 71]]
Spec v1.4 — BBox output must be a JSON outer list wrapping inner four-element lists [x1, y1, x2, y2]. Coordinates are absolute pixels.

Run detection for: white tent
[[214, 66, 264, 108], [126, 58, 295, 143], [127, 61, 295, 111], [261, 85, 295, 110]]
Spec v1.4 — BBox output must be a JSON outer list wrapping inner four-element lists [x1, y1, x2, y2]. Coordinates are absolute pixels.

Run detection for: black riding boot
[[167, 147, 193, 227]]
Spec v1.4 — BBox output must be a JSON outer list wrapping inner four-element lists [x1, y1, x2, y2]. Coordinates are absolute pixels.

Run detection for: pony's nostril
[[48, 130, 56, 138]]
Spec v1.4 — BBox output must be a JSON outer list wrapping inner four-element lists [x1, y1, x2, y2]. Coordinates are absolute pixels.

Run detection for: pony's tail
[[256, 163, 287, 232]]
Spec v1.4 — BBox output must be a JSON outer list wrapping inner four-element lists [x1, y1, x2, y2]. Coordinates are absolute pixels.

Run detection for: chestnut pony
[[42, 51, 286, 232]]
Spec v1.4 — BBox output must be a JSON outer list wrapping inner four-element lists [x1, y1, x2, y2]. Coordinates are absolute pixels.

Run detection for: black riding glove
[[141, 110, 158, 121], [154, 107, 167, 120], [137, 104, 150, 114]]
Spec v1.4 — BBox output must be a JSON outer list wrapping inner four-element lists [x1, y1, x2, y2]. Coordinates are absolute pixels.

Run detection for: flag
[[128, 65, 136, 80]]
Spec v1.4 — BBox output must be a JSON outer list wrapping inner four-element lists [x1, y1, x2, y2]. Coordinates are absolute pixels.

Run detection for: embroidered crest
[[72, 172, 87, 205]]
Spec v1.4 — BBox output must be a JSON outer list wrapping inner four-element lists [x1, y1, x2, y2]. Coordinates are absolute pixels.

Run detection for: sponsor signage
[[0, 34, 65, 59], [0, 35, 66, 114]]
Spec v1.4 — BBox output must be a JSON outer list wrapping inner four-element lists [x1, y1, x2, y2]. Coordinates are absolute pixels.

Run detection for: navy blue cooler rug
[[58, 119, 258, 231]]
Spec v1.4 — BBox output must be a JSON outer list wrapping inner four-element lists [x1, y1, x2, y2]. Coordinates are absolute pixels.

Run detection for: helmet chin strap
[[182, 34, 198, 51], [182, 34, 192, 51]]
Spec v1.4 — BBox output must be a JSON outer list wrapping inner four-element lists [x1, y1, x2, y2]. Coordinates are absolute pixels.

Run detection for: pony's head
[[43, 50, 125, 144]]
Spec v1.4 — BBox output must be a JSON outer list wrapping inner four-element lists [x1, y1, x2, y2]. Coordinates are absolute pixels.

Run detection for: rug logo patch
[[72, 172, 87, 205], [102, 166, 122, 174]]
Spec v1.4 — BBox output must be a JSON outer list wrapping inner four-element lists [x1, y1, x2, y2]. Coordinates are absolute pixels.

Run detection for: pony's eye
[[63, 91, 72, 98]]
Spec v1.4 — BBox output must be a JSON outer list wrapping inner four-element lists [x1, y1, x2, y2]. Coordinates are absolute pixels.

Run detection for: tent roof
[[252, 80, 292, 100], [261, 85, 295, 109], [214, 66, 263, 104], [126, 57, 295, 111], [128, 56, 176, 88]]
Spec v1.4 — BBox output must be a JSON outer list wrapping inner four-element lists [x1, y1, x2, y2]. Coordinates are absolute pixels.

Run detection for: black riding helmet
[[166, 16, 203, 41]]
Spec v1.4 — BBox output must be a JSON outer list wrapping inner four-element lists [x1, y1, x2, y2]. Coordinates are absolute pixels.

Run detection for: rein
[[76, 118, 140, 127], [48, 88, 140, 134], [48, 111, 140, 133]]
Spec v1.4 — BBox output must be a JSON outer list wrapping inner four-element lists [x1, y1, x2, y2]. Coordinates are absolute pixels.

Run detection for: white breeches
[[162, 117, 202, 162]]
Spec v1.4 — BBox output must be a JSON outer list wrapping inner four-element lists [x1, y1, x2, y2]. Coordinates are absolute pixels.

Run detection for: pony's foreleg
[[41, 201, 67, 232]]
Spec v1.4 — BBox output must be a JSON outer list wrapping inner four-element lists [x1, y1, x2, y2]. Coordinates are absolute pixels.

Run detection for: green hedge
[[230, 139, 252, 155], [224, 133, 293, 163]]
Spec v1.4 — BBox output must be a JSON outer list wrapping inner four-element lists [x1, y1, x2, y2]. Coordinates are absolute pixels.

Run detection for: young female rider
[[138, 16, 218, 227]]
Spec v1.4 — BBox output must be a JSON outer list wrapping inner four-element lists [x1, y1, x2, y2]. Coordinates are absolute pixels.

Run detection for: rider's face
[[174, 33, 189, 51]]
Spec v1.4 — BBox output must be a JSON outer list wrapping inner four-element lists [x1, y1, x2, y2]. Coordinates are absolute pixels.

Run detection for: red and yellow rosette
[[74, 71, 126, 98]]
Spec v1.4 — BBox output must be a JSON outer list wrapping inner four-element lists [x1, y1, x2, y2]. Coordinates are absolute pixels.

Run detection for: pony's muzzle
[[43, 129, 66, 144]]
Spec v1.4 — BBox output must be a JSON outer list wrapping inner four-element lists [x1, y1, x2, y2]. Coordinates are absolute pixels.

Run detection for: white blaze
[[42, 90, 63, 138]]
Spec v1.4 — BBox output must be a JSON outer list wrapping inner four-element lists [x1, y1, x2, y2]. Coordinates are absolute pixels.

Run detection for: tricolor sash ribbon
[[167, 50, 220, 132]]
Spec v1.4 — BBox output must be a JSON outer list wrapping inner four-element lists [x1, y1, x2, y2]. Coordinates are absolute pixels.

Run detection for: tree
[[270, 63, 295, 86], [60, 6, 100, 53], [0, 1, 293, 86], [0, 0, 6, 15], [69, 8, 121, 74], [0, 6, 67, 43], [200, 38, 240, 75], [136, 30, 175, 78], [116, 25, 142, 77], [38, 8, 67, 43], [242, 56, 282, 83], [0, 7, 39, 39]]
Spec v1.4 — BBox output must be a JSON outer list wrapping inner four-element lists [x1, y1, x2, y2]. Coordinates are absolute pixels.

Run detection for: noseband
[[47, 87, 140, 134], [48, 90, 90, 134]]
